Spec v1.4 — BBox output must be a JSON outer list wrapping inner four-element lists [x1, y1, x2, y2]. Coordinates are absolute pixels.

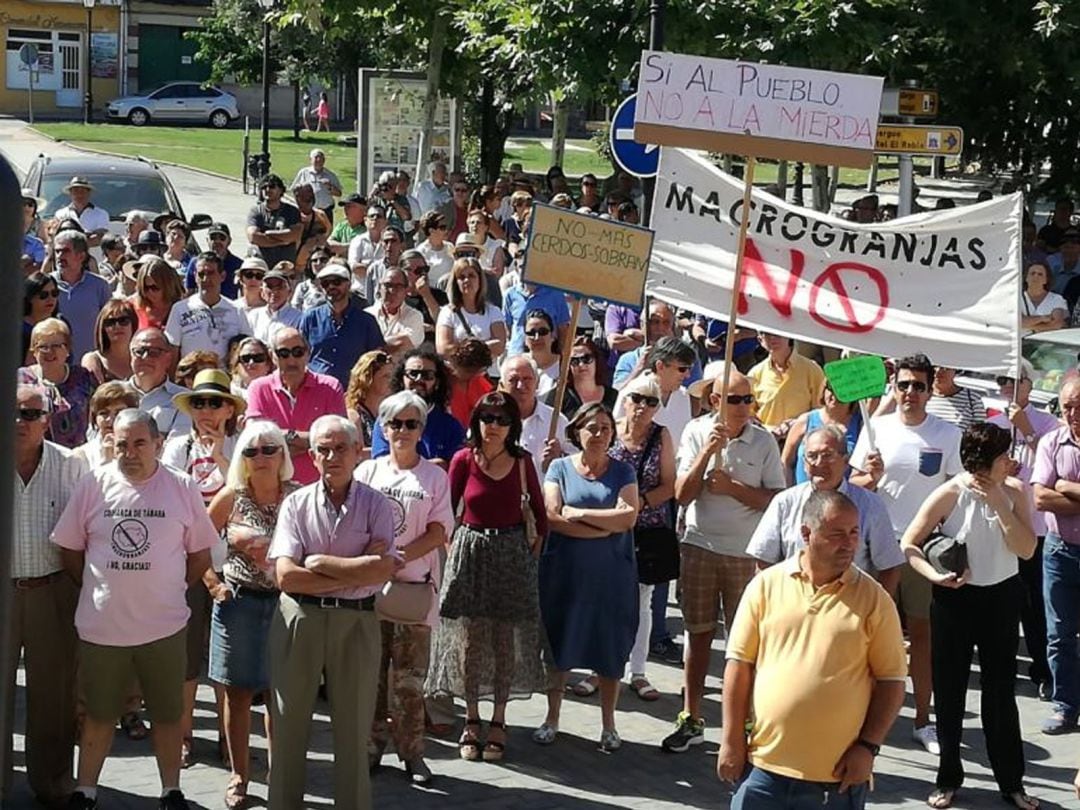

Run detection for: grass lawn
[[503, 138, 613, 178]]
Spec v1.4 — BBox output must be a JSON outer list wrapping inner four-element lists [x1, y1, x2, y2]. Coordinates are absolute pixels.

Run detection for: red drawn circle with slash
[[807, 262, 889, 334]]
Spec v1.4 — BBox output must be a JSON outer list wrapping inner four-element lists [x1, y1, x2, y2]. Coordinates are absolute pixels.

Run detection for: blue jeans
[[732, 767, 868, 810], [650, 580, 671, 645], [1043, 533, 1080, 716]]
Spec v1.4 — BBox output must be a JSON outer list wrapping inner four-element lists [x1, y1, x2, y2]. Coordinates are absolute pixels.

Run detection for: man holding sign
[[850, 354, 962, 755]]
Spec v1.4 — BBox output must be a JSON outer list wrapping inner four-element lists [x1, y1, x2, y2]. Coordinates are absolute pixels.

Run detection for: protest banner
[[634, 50, 884, 169], [648, 148, 1021, 373]]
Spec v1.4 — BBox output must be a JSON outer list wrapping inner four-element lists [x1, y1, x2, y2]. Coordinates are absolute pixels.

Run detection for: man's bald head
[[712, 369, 751, 397]]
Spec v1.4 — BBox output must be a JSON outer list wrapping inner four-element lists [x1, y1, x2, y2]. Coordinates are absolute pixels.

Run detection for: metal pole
[[897, 78, 918, 216], [258, 17, 271, 180], [641, 0, 666, 226], [83, 5, 93, 125]]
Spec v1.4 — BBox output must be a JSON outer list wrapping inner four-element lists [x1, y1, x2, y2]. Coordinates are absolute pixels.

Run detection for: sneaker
[[913, 723, 941, 755], [405, 757, 433, 785], [66, 793, 97, 809], [159, 790, 191, 810], [599, 728, 621, 752], [649, 637, 683, 666], [1041, 711, 1078, 735], [660, 711, 705, 753]]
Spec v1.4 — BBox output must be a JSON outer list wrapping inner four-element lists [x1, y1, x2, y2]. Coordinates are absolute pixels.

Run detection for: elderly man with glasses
[[366, 267, 424, 357], [347, 205, 388, 289], [249, 266, 303, 345], [300, 263, 385, 389], [127, 328, 191, 438]]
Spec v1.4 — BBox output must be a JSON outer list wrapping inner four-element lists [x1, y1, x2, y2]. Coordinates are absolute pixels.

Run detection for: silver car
[[105, 82, 239, 128]]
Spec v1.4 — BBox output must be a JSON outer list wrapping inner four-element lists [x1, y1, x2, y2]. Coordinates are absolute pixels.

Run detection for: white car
[[106, 82, 239, 128]]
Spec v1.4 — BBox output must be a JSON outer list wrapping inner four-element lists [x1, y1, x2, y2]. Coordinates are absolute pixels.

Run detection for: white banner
[[648, 149, 1021, 373]]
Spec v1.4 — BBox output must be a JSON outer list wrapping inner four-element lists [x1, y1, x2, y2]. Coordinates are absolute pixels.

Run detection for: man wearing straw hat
[[53, 176, 110, 248]]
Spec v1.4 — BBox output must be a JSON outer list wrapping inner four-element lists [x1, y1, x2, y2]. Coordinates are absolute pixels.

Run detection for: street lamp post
[[255, 0, 274, 185], [82, 0, 96, 125]]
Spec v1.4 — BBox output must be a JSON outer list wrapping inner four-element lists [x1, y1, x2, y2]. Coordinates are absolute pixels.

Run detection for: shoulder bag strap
[[636, 424, 661, 483], [455, 307, 475, 337]]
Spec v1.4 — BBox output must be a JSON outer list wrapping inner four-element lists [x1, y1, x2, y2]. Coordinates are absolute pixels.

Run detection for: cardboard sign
[[522, 203, 654, 307], [824, 356, 888, 403], [634, 50, 884, 169]]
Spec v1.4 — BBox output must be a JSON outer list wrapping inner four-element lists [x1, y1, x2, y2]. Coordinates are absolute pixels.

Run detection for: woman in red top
[[446, 338, 493, 427], [130, 256, 186, 331], [426, 391, 548, 763]]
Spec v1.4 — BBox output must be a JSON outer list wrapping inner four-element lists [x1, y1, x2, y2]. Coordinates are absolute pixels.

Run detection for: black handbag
[[632, 425, 680, 585], [923, 531, 968, 576]]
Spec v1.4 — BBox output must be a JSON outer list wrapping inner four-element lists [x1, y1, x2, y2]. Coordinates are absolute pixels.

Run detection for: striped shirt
[[14, 441, 88, 578]]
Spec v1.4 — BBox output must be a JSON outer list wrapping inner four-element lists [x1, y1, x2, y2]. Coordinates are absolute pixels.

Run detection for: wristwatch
[[855, 738, 880, 756], [285, 429, 298, 445]]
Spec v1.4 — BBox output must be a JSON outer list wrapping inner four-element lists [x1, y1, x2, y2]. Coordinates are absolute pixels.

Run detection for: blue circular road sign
[[609, 94, 658, 179]]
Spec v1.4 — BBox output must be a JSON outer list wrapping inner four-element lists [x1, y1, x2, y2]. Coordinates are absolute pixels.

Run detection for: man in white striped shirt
[[6, 384, 88, 807]]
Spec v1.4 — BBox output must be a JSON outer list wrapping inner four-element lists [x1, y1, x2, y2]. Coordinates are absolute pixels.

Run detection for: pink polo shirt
[[246, 369, 347, 485]]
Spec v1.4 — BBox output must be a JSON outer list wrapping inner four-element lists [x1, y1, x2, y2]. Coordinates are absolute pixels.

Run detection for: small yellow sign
[[875, 125, 963, 156], [897, 89, 938, 117], [523, 203, 654, 307]]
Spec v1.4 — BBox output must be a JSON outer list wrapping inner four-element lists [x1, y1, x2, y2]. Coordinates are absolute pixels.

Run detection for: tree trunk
[[792, 162, 804, 207], [722, 154, 733, 174], [414, 11, 447, 186], [775, 160, 788, 197], [550, 92, 568, 169], [478, 79, 507, 184], [811, 164, 830, 212], [827, 164, 840, 206], [292, 80, 300, 141]]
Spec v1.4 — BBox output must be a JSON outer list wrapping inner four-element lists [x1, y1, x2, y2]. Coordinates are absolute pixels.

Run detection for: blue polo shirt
[[503, 283, 571, 355], [300, 300, 384, 388], [22, 234, 45, 264], [612, 346, 703, 390], [369, 405, 465, 464], [184, 251, 242, 299], [54, 269, 112, 358]]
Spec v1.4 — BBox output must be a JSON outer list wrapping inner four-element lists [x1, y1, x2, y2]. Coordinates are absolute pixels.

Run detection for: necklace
[[477, 446, 506, 469]]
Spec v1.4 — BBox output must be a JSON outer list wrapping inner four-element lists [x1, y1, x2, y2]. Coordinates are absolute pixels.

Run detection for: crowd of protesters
[[9, 154, 1080, 810]]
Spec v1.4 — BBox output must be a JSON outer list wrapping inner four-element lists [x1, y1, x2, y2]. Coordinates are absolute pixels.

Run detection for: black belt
[[12, 571, 64, 590], [234, 584, 278, 599], [287, 593, 375, 611]]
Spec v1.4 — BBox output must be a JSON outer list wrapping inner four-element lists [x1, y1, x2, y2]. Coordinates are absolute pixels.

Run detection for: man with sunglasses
[[439, 180, 473, 242], [366, 266, 424, 358], [347, 205, 388, 287], [183, 223, 240, 298], [361, 226, 407, 304], [246, 328, 346, 485], [661, 369, 785, 754], [249, 267, 302, 345], [850, 353, 962, 755], [300, 263, 385, 389], [8, 385, 88, 808], [402, 250, 447, 347], [128, 329, 192, 438], [328, 193, 367, 257], [164, 252, 252, 359], [247, 173, 302, 269]]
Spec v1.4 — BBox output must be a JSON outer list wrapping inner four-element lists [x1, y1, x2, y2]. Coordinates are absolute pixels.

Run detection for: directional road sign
[[875, 125, 963, 156], [880, 88, 939, 118], [18, 43, 39, 68], [610, 94, 658, 178]]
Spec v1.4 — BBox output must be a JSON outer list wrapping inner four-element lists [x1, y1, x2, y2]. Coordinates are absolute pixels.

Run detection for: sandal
[[483, 720, 506, 762], [629, 677, 660, 701], [180, 736, 194, 769], [224, 775, 248, 810], [459, 718, 482, 762], [532, 722, 558, 745], [928, 788, 956, 809], [119, 711, 149, 741], [571, 674, 599, 697], [1001, 790, 1039, 810]]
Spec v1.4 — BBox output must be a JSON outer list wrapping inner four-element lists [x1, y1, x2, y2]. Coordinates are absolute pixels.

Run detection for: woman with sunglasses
[[23, 271, 61, 365], [291, 247, 332, 311], [346, 350, 395, 450], [229, 337, 274, 396], [206, 419, 297, 809], [427, 391, 549, 762], [18, 318, 96, 449], [780, 380, 862, 486], [466, 208, 506, 280], [357, 391, 454, 784], [81, 299, 137, 385], [524, 310, 561, 396], [162, 369, 246, 768], [436, 258, 507, 379], [468, 185, 507, 241], [550, 336, 617, 420], [416, 212, 455, 285], [535, 402, 639, 751], [131, 256, 187, 331]]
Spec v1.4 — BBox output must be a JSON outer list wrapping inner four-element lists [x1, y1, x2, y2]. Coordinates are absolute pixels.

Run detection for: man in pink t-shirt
[[246, 327, 346, 485], [53, 409, 216, 810]]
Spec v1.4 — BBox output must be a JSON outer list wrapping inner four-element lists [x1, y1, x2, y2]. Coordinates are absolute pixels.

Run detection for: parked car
[[958, 328, 1080, 415], [105, 82, 239, 128]]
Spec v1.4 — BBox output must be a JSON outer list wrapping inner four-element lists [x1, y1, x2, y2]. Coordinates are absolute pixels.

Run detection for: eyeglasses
[[726, 394, 754, 405], [804, 450, 840, 464], [372, 351, 392, 366], [896, 379, 928, 393], [103, 317, 131, 328], [34, 342, 66, 353], [381, 281, 406, 291], [569, 355, 594, 367], [132, 346, 167, 359], [17, 408, 48, 422], [455, 249, 479, 258], [628, 392, 660, 408], [387, 418, 421, 431], [453, 187, 469, 193], [190, 396, 225, 410], [240, 353, 269, 365], [36, 289, 60, 300], [582, 180, 596, 187], [274, 346, 307, 359], [524, 328, 551, 338], [478, 412, 513, 426], [241, 271, 264, 281], [404, 368, 436, 382], [241, 445, 282, 458], [143, 283, 161, 293]]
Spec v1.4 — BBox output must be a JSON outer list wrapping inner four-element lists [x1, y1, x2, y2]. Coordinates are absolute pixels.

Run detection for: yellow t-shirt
[[748, 352, 825, 427], [726, 556, 907, 783]]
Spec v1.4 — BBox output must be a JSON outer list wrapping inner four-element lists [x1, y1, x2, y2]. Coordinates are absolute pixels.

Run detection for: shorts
[[185, 580, 213, 681], [897, 563, 932, 620], [80, 629, 186, 724], [209, 586, 278, 691], [679, 543, 757, 635]]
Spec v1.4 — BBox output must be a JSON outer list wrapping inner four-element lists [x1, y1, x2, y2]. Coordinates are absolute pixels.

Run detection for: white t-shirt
[[416, 240, 455, 286], [520, 401, 574, 479], [436, 303, 504, 376], [536, 358, 560, 396], [355, 456, 455, 626], [161, 435, 237, 569], [1023, 291, 1068, 336], [51, 462, 218, 646], [850, 411, 963, 538], [164, 294, 252, 359]]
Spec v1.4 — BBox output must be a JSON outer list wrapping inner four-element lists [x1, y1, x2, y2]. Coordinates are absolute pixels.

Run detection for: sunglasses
[[478, 412, 513, 426], [409, 265, 429, 275], [103, 317, 131, 328], [524, 328, 551, 338], [453, 187, 469, 193], [17, 408, 48, 422], [143, 283, 161, 293], [190, 396, 225, 410], [132, 346, 167, 359], [240, 353, 269, 365], [241, 271, 265, 281], [209, 234, 228, 242], [274, 346, 307, 359], [726, 394, 755, 405], [319, 277, 347, 288], [241, 445, 282, 458], [628, 392, 660, 408], [676, 365, 691, 373], [896, 379, 928, 393], [387, 418, 421, 431], [371, 351, 392, 366], [36, 288, 60, 300], [569, 355, 594, 367], [404, 368, 436, 382]]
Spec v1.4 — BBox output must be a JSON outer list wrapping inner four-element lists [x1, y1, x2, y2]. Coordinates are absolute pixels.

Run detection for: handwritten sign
[[523, 203, 654, 307], [634, 50, 884, 169], [824, 356, 888, 404]]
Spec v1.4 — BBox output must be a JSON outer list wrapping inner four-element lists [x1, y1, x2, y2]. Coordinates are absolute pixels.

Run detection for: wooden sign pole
[[548, 295, 584, 441]]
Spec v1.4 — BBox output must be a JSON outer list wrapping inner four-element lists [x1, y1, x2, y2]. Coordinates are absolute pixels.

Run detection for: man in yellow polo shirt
[[718, 489, 906, 808], [747, 333, 825, 433]]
